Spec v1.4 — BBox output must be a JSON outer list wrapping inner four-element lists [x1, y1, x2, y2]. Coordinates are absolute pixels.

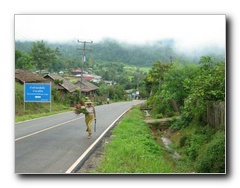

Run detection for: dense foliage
[[145, 55, 225, 173], [30, 41, 57, 72], [15, 49, 32, 69], [183, 56, 225, 122], [195, 130, 225, 173], [146, 56, 225, 120]]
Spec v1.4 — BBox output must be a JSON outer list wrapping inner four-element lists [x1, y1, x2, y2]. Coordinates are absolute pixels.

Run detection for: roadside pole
[[77, 40, 93, 98]]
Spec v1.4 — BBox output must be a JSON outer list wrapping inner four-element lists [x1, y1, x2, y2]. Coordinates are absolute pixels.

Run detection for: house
[[74, 79, 98, 97], [70, 68, 83, 75], [43, 73, 77, 94], [125, 89, 135, 100], [104, 80, 116, 85], [75, 73, 95, 82], [15, 69, 49, 84], [82, 74, 94, 81], [92, 75, 101, 83], [35, 70, 50, 75]]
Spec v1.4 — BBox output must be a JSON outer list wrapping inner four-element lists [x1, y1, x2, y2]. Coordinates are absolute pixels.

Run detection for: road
[[15, 100, 145, 174]]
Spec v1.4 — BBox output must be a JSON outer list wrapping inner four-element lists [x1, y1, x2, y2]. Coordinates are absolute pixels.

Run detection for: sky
[[15, 14, 225, 50]]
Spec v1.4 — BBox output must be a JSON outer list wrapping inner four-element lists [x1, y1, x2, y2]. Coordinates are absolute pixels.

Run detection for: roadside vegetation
[[90, 104, 225, 173], [93, 106, 175, 173], [90, 55, 225, 173], [144, 56, 225, 173]]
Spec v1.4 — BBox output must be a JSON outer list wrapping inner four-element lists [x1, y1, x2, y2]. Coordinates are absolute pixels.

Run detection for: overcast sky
[[15, 14, 225, 50]]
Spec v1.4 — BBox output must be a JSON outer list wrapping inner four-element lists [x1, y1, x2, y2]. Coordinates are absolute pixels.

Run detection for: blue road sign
[[24, 83, 51, 102]]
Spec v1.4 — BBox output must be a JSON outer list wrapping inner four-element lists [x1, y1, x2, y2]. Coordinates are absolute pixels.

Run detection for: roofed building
[[15, 69, 48, 84], [43, 73, 77, 94], [70, 68, 82, 75], [74, 80, 98, 97]]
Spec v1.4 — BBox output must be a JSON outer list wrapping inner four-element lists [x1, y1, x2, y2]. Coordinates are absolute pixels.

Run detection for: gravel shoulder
[[76, 134, 113, 173]]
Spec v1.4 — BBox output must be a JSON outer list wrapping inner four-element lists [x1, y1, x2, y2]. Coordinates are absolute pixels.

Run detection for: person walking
[[85, 99, 96, 139]]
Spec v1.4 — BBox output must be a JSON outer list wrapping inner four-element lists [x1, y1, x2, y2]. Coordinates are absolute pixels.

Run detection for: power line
[[15, 31, 35, 42]]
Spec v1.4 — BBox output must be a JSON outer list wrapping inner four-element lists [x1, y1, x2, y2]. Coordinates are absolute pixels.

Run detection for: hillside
[[15, 38, 225, 68]]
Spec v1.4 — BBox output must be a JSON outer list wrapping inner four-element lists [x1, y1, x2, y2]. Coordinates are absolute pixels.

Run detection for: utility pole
[[77, 40, 93, 98]]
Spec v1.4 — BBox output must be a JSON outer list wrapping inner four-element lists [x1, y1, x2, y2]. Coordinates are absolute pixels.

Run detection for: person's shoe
[[88, 133, 92, 139]]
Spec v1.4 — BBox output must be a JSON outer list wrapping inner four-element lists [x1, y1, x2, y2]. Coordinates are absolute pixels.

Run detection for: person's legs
[[85, 114, 93, 139]]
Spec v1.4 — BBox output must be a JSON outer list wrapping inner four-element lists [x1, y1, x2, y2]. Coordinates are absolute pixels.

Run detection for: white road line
[[15, 111, 74, 124], [15, 116, 83, 141], [65, 107, 131, 173]]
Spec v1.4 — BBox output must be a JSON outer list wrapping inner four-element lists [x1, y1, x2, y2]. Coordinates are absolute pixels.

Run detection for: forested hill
[[15, 38, 225, 67]]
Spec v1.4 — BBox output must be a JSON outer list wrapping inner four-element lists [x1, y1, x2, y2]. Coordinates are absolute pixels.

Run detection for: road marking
[[15, 116, 83, 141], [15, 111, 74, 124]]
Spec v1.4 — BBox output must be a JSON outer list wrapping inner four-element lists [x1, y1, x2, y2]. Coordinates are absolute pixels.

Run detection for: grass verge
[[91, 105, 174, 173]]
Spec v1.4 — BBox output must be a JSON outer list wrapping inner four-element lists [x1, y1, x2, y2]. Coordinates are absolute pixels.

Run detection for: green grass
[[124, 65, 150, 73], [92, 106, 174, 173]]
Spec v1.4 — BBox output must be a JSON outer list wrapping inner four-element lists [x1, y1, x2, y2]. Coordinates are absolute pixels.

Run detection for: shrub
[[155, 113, 163, 118], [186, 134, 208, 161], [179, 135, 188, 148], [170, 112, 191, 132], [195, 131, 225, 173]]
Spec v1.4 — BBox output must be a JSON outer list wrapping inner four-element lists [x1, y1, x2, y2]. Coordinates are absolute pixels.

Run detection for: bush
[[155, 113, 163, 119], [195, 131, 225, 173], [170, 120, 182, 132], [170, 113, 190, 132], [179, 135, 188, 148]]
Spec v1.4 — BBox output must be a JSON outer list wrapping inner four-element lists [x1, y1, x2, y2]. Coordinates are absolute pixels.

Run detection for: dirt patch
[[76, 135, 113, 173]]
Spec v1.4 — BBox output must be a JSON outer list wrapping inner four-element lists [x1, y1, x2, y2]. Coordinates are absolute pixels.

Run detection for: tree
[[144, 61, 173, 95], [160, 62, 198, 107], [183, 56, 225, 121], [30, 40, 56, 73], [49, 47, 65, 72], [15, 50, 32, 69]]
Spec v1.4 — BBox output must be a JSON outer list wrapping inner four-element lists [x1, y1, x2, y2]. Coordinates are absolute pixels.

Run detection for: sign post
[[24, 82, 51, 112]]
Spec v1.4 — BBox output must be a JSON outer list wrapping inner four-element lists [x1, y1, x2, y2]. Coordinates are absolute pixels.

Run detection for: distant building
[[75, 73, 99, 82], [92, 75, 101, 83], [15, 69, 49, 84], [82, 74, 94, 81], [70, 68, 83, 75], [104, 80, 116, 85], [43, 73, 77, 94], [34, 70, 50, 75], [74, 80, 98, 97], [125, 89, 134, 100]]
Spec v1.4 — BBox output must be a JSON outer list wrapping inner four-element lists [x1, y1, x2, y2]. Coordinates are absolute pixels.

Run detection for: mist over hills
[[15, 38, 225, 67]]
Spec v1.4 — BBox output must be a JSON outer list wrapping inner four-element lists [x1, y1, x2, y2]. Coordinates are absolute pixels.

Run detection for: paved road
[[15, 100, 145, 174]]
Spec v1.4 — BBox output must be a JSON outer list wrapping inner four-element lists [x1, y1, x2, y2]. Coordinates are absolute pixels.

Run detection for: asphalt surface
[[15, 100, 145, 174]]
